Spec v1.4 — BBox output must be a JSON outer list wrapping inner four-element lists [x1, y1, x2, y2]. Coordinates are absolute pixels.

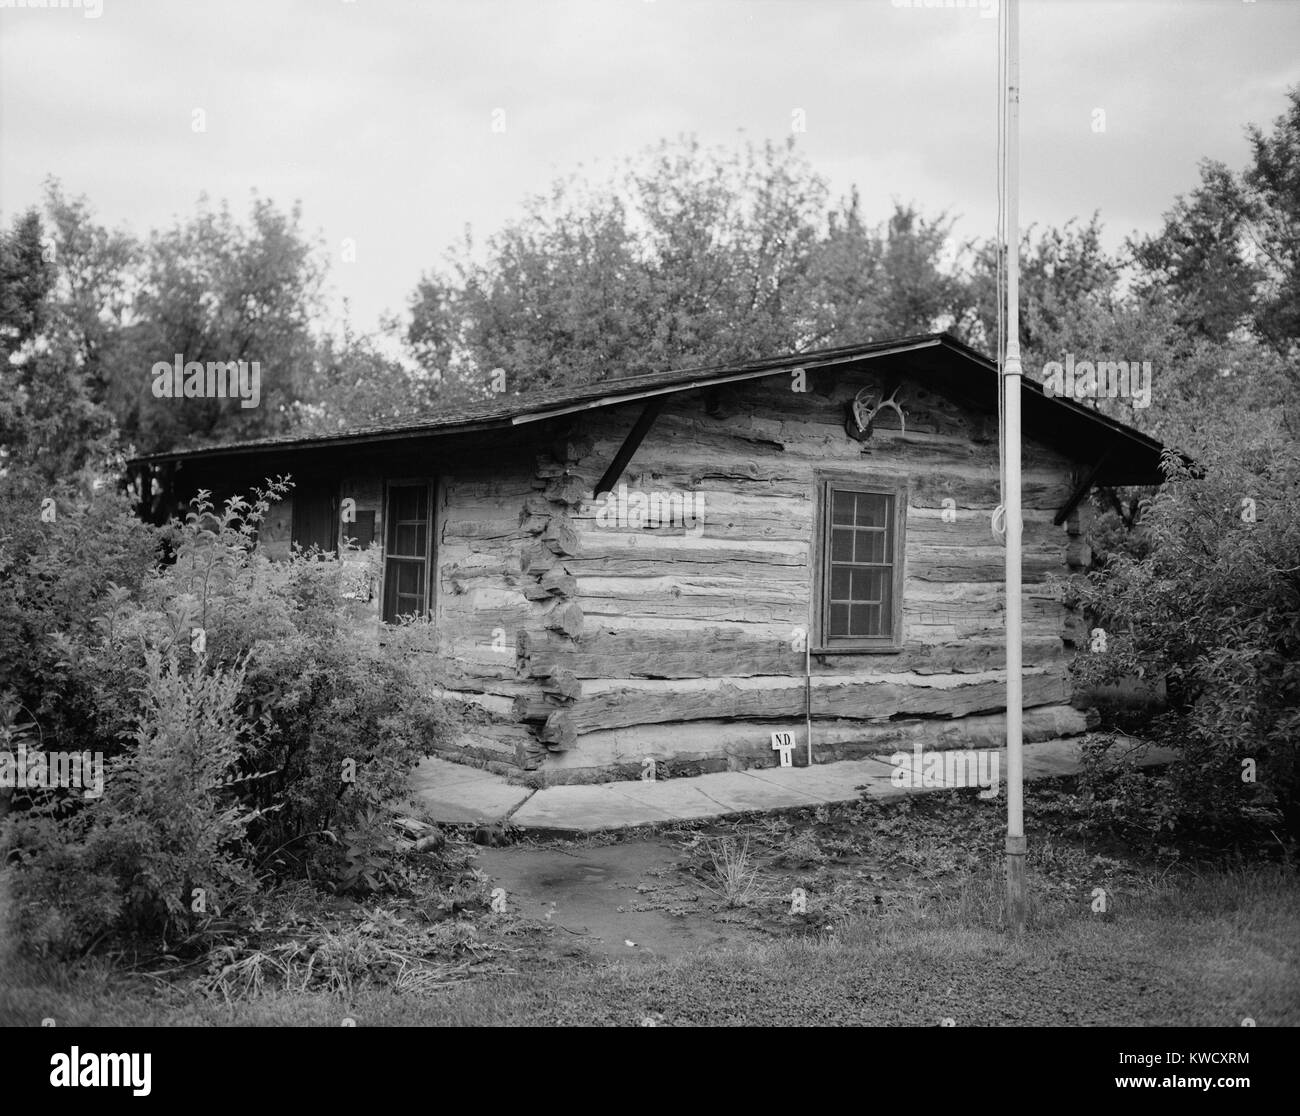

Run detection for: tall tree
[[958, 214, 1120, 362], [1243, 86, 1300, 348], [120, 193, 326, 453], [291, 322, 438, 436], [803, 192, 963, 345], [0, 209, 51, 348], [1128, 85, 1300, 352], [1129, 161, 1263, 344], [41, 180, 140, 408], [409, 179, 651, 398], [0, 204, 119, 483], [410, 137, 981, 398]]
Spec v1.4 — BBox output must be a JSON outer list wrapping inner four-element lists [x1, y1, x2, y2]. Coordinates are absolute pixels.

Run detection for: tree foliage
[[1131, 86, 1300, 354], [407, 136, 963, 398], [1071, 414, 1300, 841]]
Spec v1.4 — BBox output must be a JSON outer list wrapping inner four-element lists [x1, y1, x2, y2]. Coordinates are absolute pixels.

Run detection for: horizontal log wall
[[523, 368, 1088, 776], [429, 457, 550, 768], [560, 704, 1096, 775], [248, 367, 1094, 779]]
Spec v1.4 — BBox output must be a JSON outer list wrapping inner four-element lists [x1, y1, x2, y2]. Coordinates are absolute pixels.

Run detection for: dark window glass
[[291, 484, 337, 555], [822, 484, 902, 645], [343, 509, 375, 550], [383, 483, 431, 622]]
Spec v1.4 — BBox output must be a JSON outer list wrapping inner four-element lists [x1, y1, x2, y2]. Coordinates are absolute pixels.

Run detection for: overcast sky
[[2, 0, 1297, 337]]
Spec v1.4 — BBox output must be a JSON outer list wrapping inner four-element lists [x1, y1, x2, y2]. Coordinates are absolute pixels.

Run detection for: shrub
[[2, 480, 455, 956], [110, 484, 454, 886], [4, 650, 261, 955], [0, 465, 159, 763], [1071, 414, 1300, 842]]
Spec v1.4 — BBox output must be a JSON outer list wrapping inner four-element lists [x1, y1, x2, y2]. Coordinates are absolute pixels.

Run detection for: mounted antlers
[[846, 382, 907, 442]]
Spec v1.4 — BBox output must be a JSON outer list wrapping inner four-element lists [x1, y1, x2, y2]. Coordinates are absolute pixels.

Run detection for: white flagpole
[[1003, 0, 1027, 934]]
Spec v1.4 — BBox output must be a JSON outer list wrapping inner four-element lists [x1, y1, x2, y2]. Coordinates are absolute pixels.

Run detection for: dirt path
[[476, 838, 755, 959]]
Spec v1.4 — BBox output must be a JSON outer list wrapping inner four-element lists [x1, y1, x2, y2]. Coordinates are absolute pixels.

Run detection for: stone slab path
[[410, 736, 1177, 834]]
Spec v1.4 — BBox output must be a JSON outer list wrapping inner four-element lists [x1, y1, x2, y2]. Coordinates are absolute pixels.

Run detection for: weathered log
[[569, 464, 1070, 513], [517, 514, 549, 536], [539, 709, 577, 751], [534, 458, 572, 479], [538, 567, 577, 597], [520, 541, 557, 575], [436, 607, 531, 641], [542, 704, 1094, 771], [543, 517, 579, 556], [544, 475, 588, 506], [515, 669, 1070, 733], [540, 667, 583, 701], [573, 578, 1068, 624], [544, 600, 584, 640], [516, 626, 1065, 680], [448, 479, 538, 501], [512, 692, 562, 722]]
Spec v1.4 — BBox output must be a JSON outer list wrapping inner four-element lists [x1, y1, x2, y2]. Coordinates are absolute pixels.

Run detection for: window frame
[[381, 477, 436, 625], [811, 471, 908, 654], [290, 481, 340, 557]]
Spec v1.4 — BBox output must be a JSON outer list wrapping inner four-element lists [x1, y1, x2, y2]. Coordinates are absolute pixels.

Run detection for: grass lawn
[[5, 865, 1297, 1026], [4, 783, 1297, 1027]]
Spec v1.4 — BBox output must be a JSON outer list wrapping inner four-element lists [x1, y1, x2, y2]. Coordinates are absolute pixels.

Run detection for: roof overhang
[[127, 333, 1182, 489]]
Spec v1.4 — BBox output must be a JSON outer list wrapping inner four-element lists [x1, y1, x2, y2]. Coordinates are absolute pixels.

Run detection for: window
[[383, 482, 432, 622], [291, 483, 338, 556], [815, 477, 906, 651], [343, 509, 376, 550]]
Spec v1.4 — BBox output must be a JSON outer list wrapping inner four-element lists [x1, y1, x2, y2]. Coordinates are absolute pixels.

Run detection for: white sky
[[2, 0, 1297, 338]]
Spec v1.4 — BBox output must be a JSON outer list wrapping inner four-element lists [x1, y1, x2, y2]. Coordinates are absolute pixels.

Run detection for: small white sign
[[771, 731, 795, 767]]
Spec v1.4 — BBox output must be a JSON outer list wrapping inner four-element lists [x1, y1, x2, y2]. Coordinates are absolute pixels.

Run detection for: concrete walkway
[[410, 737, 1178, 834]]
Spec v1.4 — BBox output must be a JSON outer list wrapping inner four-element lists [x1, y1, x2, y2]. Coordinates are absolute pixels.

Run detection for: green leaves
[[1073, 421, 1300, 842], [406, 136, 968, 398]]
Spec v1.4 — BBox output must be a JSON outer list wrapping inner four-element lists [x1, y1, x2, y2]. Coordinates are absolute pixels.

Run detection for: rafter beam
[[594, 397, 667, 496]]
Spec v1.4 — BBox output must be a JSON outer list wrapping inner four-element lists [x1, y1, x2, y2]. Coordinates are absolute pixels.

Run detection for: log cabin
[[127, 333, 1172, 782]]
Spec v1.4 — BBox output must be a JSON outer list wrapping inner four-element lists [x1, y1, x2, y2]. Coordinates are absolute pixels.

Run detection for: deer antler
[[850, 383, 906, 438]]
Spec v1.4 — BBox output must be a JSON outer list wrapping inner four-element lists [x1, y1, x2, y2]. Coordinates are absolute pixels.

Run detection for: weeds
[[196, 910, 509, 1003], [705, 837, 759, 908]]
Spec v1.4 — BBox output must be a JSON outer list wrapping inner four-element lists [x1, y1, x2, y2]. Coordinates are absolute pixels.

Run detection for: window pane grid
[[824, 486, 899, 642], [384, 484, 431, 623]]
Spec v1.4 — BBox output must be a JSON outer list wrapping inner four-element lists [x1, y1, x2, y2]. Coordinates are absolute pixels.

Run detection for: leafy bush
[[2, 480, 456, 956], [1071, 415, 1300, 841], [4, 650, 262, 955], [0, 465, 160, 762], [113, 484, 453, 880]]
